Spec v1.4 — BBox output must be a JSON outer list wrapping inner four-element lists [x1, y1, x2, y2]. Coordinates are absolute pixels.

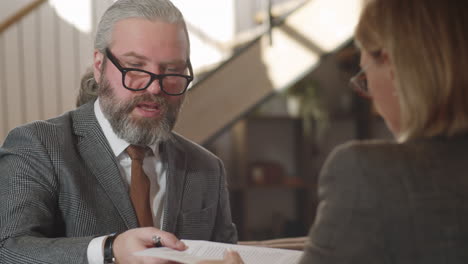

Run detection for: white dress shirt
[[87, 99, 167, 264]]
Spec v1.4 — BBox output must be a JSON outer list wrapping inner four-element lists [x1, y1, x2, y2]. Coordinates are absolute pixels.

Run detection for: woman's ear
[[93, 49, 104, 84], [381, 49, 398, 99], [380, 49, 395, 81]]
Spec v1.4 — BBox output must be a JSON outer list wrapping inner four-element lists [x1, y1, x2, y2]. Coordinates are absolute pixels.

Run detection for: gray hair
[[77, 0, 190, 107], [95, 0, 189, 53]]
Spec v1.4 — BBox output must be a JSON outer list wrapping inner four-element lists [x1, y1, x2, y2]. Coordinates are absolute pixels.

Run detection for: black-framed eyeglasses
[[105, 48, 194, 96], [349, 67, 371, 99]]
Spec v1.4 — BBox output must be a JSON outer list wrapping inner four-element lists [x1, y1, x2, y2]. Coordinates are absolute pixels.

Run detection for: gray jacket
[[0, 102, 237, 264], [300, 137, 468, 264]]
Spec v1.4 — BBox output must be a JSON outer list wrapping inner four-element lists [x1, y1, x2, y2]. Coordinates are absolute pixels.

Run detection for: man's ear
[[93, 49, 104, 84]]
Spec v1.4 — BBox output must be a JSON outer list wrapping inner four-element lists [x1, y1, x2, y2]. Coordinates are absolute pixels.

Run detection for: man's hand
[[113, 227, 187, 264]]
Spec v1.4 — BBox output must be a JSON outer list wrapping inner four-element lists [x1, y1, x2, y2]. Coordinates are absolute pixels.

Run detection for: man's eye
[[166, 66, 184, 73], [126, 62, 143, 68]]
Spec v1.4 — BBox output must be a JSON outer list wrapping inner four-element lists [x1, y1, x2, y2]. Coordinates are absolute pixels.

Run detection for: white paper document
[[135, 239, 303, 264]]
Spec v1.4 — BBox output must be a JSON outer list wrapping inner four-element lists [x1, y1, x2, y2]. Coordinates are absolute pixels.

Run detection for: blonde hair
[[355, 0, 468, 141]]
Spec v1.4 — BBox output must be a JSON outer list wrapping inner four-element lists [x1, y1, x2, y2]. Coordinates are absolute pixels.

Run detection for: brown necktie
[[126, 145, 153, 227]]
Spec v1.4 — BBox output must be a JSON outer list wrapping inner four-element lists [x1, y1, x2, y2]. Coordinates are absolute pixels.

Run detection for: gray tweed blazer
[[0, 102, 237, 264], [300, 136, 468, 264]]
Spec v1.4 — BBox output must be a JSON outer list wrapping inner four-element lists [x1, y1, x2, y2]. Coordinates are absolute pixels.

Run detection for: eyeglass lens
[[350, 70, 370, 98], [124, 71, 189, 94]]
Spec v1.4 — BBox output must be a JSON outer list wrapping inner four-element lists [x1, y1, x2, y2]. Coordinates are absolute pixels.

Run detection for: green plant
[[285, 78, 329, 141]]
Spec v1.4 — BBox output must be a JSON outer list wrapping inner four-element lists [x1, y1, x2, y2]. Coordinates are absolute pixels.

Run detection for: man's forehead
[[109, 18, 189, 59], [119, 51, 188, 65]]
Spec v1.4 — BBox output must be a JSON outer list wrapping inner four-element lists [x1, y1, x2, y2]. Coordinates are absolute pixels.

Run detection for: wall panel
[[22, 13, 41, 123], [58, 17, 77, 113], [0, 0, 115, 144], [78, 30, 94, 96], [4, 25, 23, 131], [39, 4, 60, 119], [0, 35, 6, 140]]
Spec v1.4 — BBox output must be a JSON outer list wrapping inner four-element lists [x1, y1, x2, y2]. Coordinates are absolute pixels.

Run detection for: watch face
[[104, 255, 116, 264], [104, 259, 116, 264]]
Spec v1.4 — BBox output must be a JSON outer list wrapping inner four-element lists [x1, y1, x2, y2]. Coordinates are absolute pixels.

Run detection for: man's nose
[[145, 79, 163, 95]]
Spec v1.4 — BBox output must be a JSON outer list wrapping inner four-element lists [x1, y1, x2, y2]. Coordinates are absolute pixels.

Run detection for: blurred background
[[0, 0, 392, 240]]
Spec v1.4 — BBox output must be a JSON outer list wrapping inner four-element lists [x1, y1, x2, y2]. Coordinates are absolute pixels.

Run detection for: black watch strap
[[103, 233, 120, 264]]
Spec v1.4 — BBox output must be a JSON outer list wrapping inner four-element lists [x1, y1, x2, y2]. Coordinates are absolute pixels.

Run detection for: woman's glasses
[[349, 66, 371, 99]]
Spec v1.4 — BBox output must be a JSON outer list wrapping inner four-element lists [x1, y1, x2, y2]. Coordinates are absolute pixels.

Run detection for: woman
[[203, 0, 468, 263]]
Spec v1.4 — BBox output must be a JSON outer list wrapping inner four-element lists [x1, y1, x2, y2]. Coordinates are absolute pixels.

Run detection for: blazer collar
[[161, 134, 187, 233], [72, 102, 138, 229]]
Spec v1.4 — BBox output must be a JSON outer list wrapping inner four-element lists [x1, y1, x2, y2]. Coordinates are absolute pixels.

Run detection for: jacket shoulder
[[170, 132, 220, 163], [330, 139, 402, 161], [2, 104, 93, 148]]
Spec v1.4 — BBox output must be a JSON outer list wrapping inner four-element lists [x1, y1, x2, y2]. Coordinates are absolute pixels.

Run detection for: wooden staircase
[[0, 0, 362, 144]]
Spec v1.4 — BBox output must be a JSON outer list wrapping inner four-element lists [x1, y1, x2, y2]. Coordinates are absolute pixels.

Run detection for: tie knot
[[126, 145, 148, 161]]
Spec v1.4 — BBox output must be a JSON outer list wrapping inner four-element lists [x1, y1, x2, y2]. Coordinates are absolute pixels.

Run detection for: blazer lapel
[[72, 103, 138, 229], [161, 137, 187, 233]]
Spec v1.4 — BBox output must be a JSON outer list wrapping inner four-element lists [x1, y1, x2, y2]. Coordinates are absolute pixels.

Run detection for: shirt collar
[[94, 99, 159, 157]]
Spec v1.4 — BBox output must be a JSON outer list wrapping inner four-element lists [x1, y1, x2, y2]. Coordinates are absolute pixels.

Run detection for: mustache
[[122, 94, 168, 112]]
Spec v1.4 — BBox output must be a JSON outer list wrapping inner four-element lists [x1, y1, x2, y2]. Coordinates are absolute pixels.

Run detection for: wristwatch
[[103, 233, 120, 264]]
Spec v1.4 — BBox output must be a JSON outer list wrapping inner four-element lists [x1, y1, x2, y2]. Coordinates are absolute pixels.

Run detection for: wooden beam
[[0, 0, 47, 34]]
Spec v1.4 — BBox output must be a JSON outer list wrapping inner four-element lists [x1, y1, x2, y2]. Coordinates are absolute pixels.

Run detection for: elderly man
[[0, 0, 237, 263]]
